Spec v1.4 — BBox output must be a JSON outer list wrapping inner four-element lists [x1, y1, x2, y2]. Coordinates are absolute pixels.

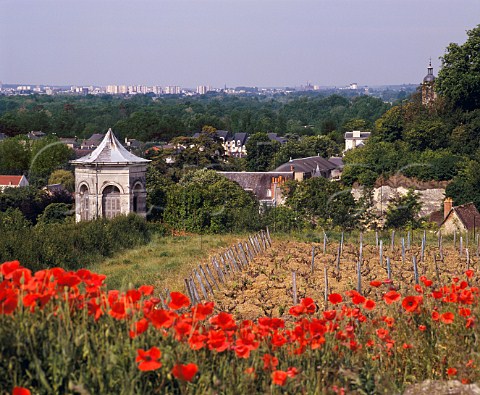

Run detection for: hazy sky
[[1, 0, 479, 87]]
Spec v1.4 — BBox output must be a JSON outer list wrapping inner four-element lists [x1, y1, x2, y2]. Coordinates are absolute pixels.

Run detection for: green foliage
[[245, 132, 280, 171], [261, 206, 304, 233], [436, 24, 480, 111], [445, 159, 480, 209], [36, 203, 73, 225], [0, 186, 73, 223], [163, 169, 260, 234], [29, 136, 75, 181], [284, 177, 358, 229], [48, 169, 75, 192], [0, 136, 30, 174], [384, 189, 422, 229], [0, 214, 151, 272]]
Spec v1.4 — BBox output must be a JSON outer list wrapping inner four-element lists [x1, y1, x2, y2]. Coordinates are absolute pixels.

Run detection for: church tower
[[422, 60, 437, 106], [71, 129, 150, 222]]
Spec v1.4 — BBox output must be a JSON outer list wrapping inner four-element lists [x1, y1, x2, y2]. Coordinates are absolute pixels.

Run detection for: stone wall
[[352, 186, 445, 218]]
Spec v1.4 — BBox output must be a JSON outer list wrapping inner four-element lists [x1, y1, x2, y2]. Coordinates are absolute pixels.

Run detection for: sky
[[1, 0, 479, 88]]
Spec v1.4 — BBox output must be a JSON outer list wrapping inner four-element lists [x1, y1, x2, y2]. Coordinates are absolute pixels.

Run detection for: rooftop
[[71, 129, 150, 165]]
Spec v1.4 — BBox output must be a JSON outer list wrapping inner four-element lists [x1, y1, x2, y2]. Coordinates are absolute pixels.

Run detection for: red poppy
[[301, 297, 316, 314], [402, 343, 413, 349], [0, 289, 18, 315], [148, 309, 177, 329], [466, 317, 474, 328], [401, 296, 422, 313], [440, 312, 454, 324], [210, 312, 237, 331], [244, 367, 255, 375], [129, 318, 149, 339], [287, 367, 299, 378], [432, 311, 440, 321], [418, 325, 427, 331], [168, 292, 190, 310], [382, 316, 394, 327], [0, 260, 21, 278], [383, 291, 401, 304], [272, 370, 288, 386], [323, 310, 337, 321], [139, 285, 154, 295], [328, 293, 343, 304], [369, 280, 382, 288], [420, 276, 433, 287], [289, 305, 306, 316], [414, 284, 423, 294], [459, 308, 471, 317], [431, 291, 443, 299], [13, 387, 31, 395], [57, 272, 81, 288], [262, 354, 279, 370], [465, 269, 474, 279], [172, 363, 198, 382], [191, 302, 214, 320], [447, 367, 457, 376], [364, 299, 376, 310], [136, 347, 162, 371]]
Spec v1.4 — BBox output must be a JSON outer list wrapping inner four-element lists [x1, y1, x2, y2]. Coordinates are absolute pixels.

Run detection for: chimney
[[444, 197, 453, 219], [290, 165, 294, 172]]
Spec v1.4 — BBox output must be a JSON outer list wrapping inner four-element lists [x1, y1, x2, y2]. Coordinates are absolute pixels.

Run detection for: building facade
[[71, 129, 150, 222]]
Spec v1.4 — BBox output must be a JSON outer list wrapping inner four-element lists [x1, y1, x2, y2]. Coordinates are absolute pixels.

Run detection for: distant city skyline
[[1, 0, 479, 87]]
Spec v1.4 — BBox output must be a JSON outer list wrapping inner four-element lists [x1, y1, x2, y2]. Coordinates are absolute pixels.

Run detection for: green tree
[[283, 177, 358, 229], [436, 24, 480, 111], [48, 169, 75, 192], [245, 133, 280, 171], [384, 189, 422, 229], [0, 136, 30, 174], [29, 136, 74, 181], [37, 203, 73, 225], [163, 169, 260, 233]]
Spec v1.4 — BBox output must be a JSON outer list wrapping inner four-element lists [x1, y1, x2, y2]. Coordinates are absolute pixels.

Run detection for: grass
[[89, 233, 243, 291]]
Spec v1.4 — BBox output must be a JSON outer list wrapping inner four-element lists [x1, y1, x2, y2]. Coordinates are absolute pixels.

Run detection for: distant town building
[[344, 130, 371, 151], [0, 175, 29, 192], [422, 60, 437, 106], [71, 129, 150, 222]]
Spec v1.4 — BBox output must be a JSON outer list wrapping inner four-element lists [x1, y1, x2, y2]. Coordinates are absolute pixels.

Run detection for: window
[[79, 184, 89, 221], [132, 183, 145, 214], [102, 185, 121, 219]]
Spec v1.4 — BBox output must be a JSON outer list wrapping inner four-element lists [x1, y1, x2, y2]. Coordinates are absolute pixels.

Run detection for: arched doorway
[[102, 185, 121, 219], [79, 184, 90, 221]]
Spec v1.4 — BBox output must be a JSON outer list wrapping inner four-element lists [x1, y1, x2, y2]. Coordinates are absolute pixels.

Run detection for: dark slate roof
[[328, 157, 344, 168], [231, 132, 248, 145], [218, 171, 294, 200], [71, 129, 150, 165], [440, 203, 480, 230], [344, 131, 371, 139], [267, 133, 288, 144], [274, 156, 337, 173], [82, 133, 105, 147]]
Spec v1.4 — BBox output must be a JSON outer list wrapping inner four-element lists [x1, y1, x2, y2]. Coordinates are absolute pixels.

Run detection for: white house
[[344, 130, 371, 152]]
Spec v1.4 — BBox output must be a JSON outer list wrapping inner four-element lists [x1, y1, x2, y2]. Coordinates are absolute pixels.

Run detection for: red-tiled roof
[[0, 175, 23, 186]]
